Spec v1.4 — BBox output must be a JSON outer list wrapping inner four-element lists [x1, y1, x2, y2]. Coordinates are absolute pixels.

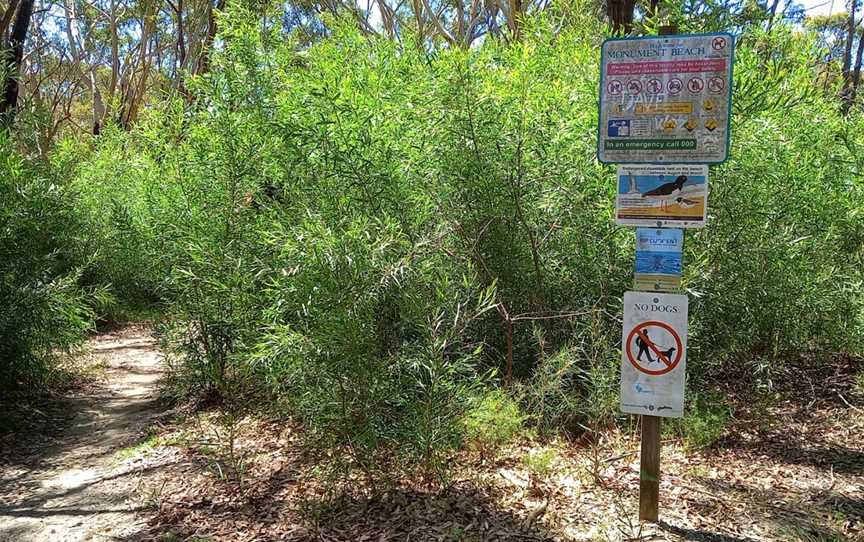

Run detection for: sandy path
[[0, 327, 165, 542]]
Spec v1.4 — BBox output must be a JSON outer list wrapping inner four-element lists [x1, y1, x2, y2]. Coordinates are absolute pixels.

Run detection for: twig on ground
[[836, 391, 863, 413], [523, 498, 548, 528], [603, 451, 637, 463]]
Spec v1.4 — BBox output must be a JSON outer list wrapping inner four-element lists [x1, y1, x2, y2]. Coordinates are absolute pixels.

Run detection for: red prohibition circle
[[688, 77, 704, 92], [708, 77, 725, 92], [626, 320, 683, 376]]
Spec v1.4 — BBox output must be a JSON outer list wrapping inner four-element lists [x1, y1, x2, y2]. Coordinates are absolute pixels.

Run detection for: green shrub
[[0, 135, 97, 389], [521, 446, 558, 486], [686, 28, 864, 387], [59, 130, 165, 311], [517, 326, 619, 436], [677, 394, 730, 450], [463, 389, 525, 455]]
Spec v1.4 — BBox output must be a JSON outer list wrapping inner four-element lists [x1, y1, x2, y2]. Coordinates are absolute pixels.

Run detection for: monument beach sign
[[598, 33, 734, 164]]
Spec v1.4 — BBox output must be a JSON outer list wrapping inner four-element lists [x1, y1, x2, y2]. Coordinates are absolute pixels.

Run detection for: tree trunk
[[455, 0, 465, 44], [0, 0, 20, 41], [508, 0, 522, 41], [63, 0, 104, 134], [847, 24, 864, 111], [176, 0, 186, 69], [117, 0, 156, 129], [841, 1, 860, 110], [766, 0, 781, 31], [411, 0, 425, 44], [90, 70, 104, 134], [607, 0, 636, 34], [170, 0, 189, 96], [0, 0, 34, 126], [109, 0, 119, 99], [196, 0, 226, 75], [841, 1, 857, 86]]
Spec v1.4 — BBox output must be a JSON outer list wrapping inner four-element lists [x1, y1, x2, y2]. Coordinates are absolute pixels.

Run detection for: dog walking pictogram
[[635, 330, 655, 362], [626, 321, 683, 376]]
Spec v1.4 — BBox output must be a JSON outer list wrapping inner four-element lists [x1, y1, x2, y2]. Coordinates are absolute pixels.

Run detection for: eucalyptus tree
[[0, 0, 34, 126]]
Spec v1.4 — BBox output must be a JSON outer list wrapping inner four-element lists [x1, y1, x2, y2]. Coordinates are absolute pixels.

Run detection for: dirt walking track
[[0, 328, 164, 541]]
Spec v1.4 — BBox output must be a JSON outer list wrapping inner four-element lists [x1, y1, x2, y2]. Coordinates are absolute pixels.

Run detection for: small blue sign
[[607, 119, 631, 137], [634, 228, 683, 292]]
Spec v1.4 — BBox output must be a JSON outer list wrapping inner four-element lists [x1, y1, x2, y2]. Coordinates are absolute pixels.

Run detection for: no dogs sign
[[620, 291, 688, 418]]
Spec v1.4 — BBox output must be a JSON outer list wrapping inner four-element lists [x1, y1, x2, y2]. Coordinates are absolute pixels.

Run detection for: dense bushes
[[686, 29, 864, 384], [10, 7, 862, 473], [0, 135, 99, 389]]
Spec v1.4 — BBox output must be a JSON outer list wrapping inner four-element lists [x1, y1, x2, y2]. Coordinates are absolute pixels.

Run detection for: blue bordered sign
[[616, 164, 708, 228], [598, 33, 735, 164], [634, 228, 683, 292]]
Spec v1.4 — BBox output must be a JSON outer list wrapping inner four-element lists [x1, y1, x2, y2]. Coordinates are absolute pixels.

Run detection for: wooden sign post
[[598, 22, 733, 524], [641, 25, 672, 524], [639, 415, 661, 521]]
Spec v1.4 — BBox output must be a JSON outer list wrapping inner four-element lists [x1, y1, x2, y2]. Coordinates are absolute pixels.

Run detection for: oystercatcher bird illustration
[[641, 175, 688, 210], [675, 196, 698, 208]]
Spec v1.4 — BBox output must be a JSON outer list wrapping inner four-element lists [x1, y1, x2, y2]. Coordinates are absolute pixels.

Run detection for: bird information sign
[[598, 33, 734, 164], [621, 291, 688, 418], [616, 164, 708, 228], [634, 228, 682, 292]]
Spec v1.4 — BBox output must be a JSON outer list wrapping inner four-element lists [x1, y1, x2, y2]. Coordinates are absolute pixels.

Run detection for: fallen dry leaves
[[113, 380, 863, 542], [5, 350, 862, 542]]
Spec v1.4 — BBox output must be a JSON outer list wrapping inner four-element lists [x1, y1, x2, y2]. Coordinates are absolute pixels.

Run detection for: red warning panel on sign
[[606, 58, 727, 76], [620, 292, 688, 418]]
